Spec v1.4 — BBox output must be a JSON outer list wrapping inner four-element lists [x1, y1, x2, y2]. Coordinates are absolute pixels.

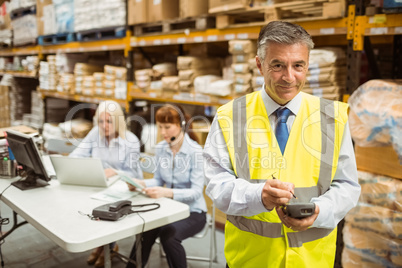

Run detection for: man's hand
[[104, 168, 117, 179], [276, 204, 320, 232], [144, 187, 173, 199], [262, 179, 295, 210]]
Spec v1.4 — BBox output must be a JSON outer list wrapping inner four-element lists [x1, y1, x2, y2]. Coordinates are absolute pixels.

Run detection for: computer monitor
[[5, 129, 50, 190]]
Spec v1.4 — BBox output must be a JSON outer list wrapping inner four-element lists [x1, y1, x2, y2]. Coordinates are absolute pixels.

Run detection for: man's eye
[[272, 64, 282, 71]]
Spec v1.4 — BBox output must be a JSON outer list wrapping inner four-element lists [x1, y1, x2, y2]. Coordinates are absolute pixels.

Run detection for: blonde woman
[[70, 100, 143, 267]]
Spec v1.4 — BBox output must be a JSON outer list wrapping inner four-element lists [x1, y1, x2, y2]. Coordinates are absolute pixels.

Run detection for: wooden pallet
[[133, 16, 215, 36], [215, 0, 346, 29], [76, 26, 126, 42], [265, 0, 346, 23], [38, 33, 76, 46], [216, 7, 266, 29]]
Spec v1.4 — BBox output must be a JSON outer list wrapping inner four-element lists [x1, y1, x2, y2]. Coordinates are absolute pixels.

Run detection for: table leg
[[104, 244, 111, 268], [135, 233, 142, 268]]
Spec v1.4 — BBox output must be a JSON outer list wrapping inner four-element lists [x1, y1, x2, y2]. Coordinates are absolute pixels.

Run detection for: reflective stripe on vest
[[228, 95, 336, 247]]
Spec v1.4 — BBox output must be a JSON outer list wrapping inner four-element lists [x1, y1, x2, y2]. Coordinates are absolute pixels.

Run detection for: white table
[[0, 177, 190, 267]]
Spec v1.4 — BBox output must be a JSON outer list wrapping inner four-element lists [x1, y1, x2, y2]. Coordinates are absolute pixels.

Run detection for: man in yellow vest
[[203, 21, 361, 267]]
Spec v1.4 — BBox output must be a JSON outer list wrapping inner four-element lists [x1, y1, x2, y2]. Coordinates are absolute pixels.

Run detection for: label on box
[[320, 28, 335, 35], [153, 39, 161, 45], [395, 27, 402, 34], [194, 36, 203, 42], [207, 35, 218, 42], [177, 38, 186, 44], [153, 0, 161, 5], [312, 88, 323, 96], [163, 39, 171, 45], [370, 27, 388, 35], [225, 34, 235, 40], [237, 33, 248, 39]]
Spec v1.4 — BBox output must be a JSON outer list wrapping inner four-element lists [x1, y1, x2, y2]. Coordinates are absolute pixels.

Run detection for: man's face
[[256, 42, 309, 105]]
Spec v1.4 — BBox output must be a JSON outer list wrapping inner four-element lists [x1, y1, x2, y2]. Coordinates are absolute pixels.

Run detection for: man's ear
[[256, 56, 263, 76]]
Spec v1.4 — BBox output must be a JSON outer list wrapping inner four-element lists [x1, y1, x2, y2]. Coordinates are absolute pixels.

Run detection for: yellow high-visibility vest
[[217, 91, 349, 268]]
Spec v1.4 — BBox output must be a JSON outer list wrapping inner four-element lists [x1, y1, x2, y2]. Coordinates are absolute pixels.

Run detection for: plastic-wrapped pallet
[[303, 47, 346, 100], [74, 0, 126, 32], [0, 2, 12, 47], [11, 13, 37, 46], [53, 0, 74, 34], [342, 171, 402, 268], [348, 79, 402, 161], [8, 0, 36, 11]]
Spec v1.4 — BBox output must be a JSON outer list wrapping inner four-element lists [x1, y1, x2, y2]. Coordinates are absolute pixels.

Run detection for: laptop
[[49, 156, 120, 187]]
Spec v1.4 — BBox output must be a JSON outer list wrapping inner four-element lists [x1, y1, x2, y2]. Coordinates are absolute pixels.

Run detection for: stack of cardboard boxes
[[0, 85, 10, 127]]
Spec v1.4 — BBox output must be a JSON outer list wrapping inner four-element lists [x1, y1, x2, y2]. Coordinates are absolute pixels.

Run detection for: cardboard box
[[208, 0, 249, 14], [36, 0, 56, 36], [128, 0, 148, 25], [148, 0, 179, 23], [355, 146, 402, 180], [180, 0, 208, 18]]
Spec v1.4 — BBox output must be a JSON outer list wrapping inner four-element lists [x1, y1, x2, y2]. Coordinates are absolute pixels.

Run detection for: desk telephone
[[92, 200, 133, 221]]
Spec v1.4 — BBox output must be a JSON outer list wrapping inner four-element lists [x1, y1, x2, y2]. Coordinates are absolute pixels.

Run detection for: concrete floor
[[0, 202, 226, 268]]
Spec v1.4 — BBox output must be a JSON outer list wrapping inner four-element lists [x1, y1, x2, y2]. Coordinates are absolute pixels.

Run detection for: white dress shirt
[[69, 126, 143, 179], [203, 89, 361, 229]]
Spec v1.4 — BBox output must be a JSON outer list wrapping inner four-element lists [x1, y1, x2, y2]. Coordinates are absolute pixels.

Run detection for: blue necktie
[[275, 108, 291, 154]]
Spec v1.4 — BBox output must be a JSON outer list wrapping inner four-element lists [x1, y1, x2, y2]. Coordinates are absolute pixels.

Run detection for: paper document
[[90, 180, 140, 202]]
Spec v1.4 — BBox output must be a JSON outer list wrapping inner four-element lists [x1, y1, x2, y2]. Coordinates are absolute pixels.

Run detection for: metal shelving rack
[[0, 6, 401, 108]]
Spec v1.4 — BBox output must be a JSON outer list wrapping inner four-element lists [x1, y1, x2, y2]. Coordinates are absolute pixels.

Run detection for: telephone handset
[[92, 200, 133, 221], [109, 200, 132, 212]]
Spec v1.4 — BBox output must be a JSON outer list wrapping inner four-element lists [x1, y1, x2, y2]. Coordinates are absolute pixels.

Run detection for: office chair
[[158, 201, 218, 268]]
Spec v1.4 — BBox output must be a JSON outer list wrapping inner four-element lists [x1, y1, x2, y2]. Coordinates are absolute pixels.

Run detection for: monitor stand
[[12, 175, 50, 191]]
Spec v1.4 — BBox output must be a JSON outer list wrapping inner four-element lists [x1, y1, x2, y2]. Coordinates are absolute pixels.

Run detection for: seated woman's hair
[[155, 104, 199, 143], [94, 100, 127, 139]]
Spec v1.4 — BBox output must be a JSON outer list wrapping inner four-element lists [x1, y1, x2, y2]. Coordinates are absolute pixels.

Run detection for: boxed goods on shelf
[[104, 65, 127, 99], [135, 68, 153, 91], [303, 47, 347, 100], [162, 76, 179, 98], [73, 63, 103, 95], [208, 0, 252, 13], [229, 40, 256, 97], [180, 0, 209, 18], [127, 0, 148, 25], [148, 0, 179, 23], [177, 56, 222, 96], [1, 74, 33, 125], [0, 85, 10, 128], [36, 0, 56, 36]]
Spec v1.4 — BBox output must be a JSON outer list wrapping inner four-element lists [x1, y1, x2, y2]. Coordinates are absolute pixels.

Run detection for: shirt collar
[[159, 133, 192, 156], [260, 83, 302, 117]]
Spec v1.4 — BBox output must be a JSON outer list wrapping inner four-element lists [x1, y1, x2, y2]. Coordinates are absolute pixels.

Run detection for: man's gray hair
[[257, 21, 314, 62]]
